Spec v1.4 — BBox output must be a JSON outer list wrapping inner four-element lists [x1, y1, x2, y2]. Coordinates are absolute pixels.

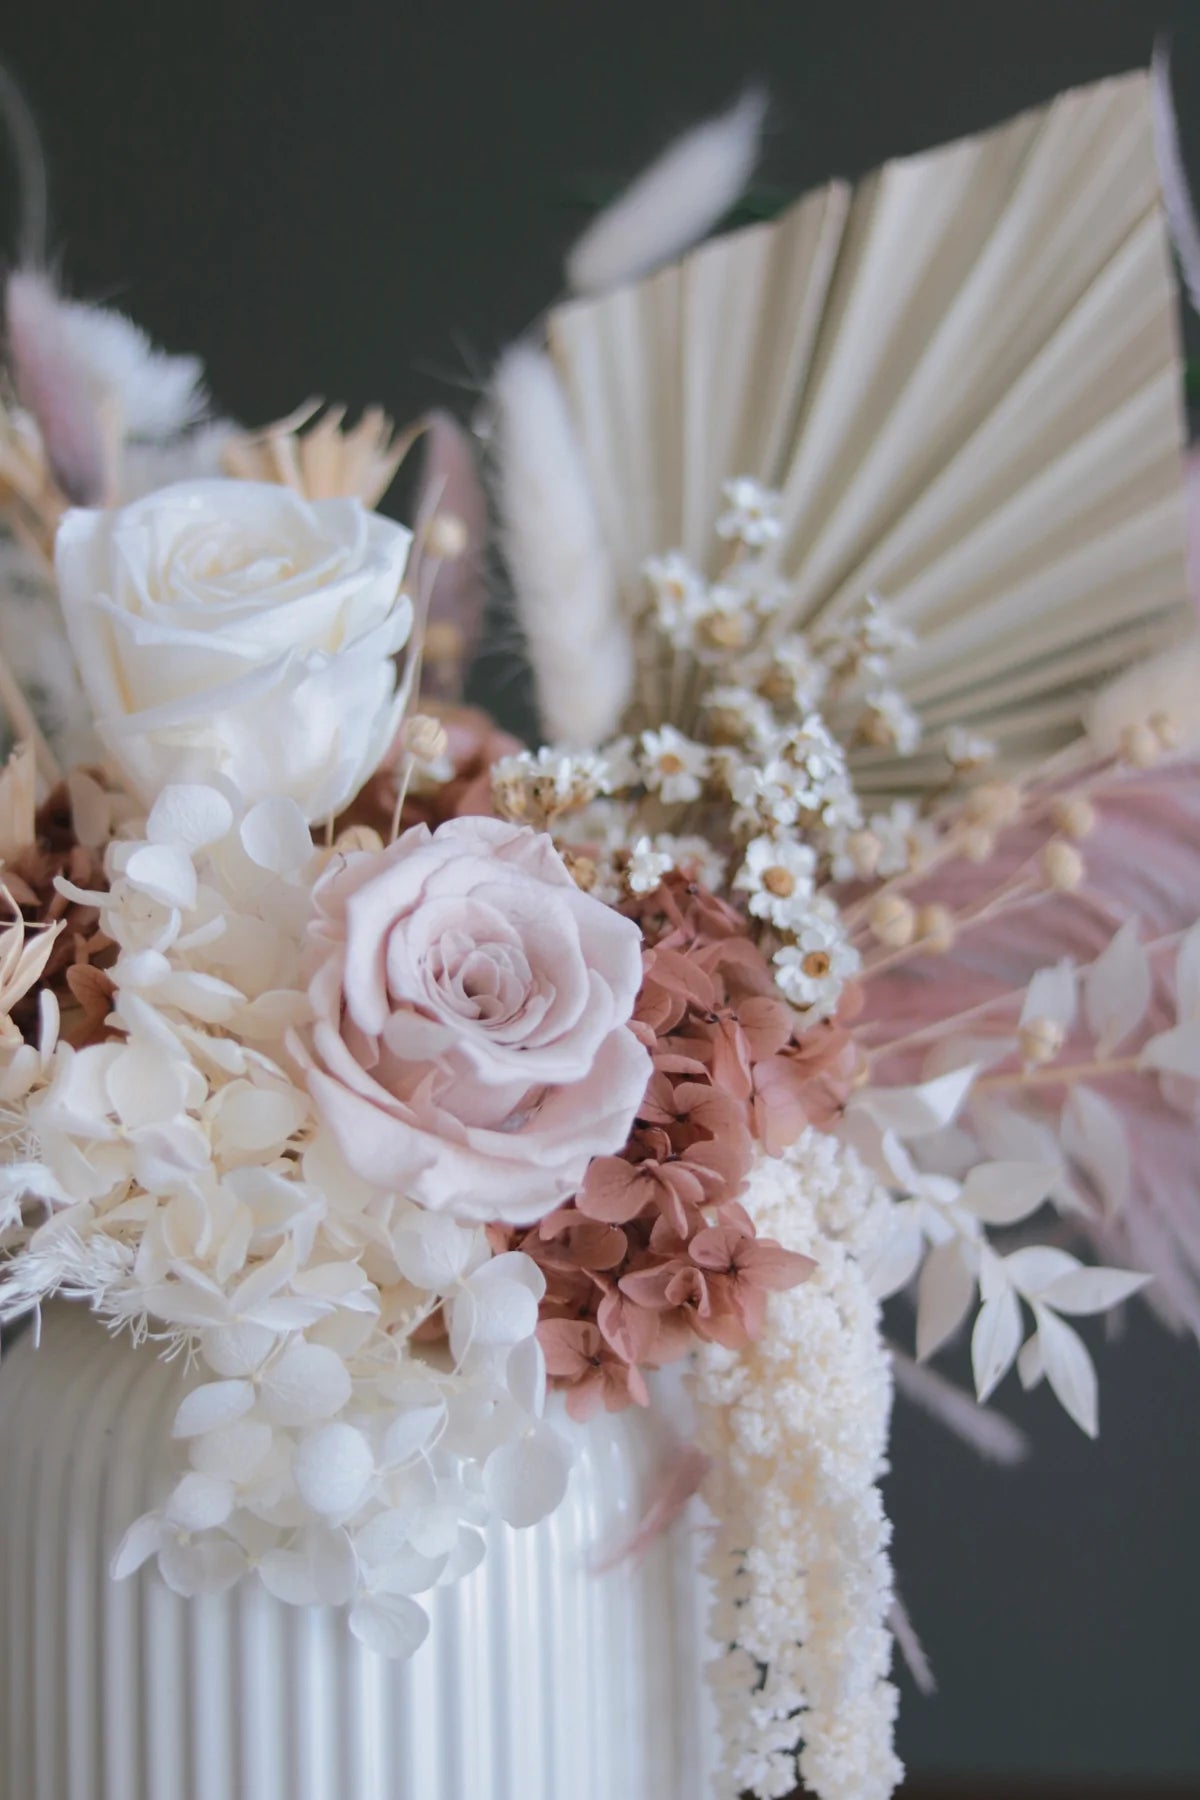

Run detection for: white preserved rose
[[55, 478, 413, 819]]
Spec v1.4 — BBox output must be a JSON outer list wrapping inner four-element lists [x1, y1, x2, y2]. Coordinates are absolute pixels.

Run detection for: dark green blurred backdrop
[[2, 2, 1198, 1785]]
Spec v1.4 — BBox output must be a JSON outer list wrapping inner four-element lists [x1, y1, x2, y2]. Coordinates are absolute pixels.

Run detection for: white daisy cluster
[[491, 744, 617, 822], [692, 1129, 902, 1800], [0, 784, 571, 1653]]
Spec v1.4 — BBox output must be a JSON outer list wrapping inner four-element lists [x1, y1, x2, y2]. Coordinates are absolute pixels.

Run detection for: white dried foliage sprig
[[491, 345, 634, 747]]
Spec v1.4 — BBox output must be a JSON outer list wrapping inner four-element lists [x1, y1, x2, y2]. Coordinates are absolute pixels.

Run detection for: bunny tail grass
[[491, 343, 632, 747], [565, 87, 766, 296]]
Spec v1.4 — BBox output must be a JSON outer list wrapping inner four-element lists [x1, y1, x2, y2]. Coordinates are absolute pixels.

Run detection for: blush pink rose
[[305, 816, 651, 1223]]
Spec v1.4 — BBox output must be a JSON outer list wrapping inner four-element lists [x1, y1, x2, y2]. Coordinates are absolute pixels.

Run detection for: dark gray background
[[2, 2, 1199, 1786]]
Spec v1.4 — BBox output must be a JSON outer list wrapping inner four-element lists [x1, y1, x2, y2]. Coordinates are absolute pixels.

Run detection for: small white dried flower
[[944, 725, 997, 771], [626, 835, 674, 895], [702, 684, 778, 749], [639, 726, 709, 803], [773, 902, 860, 1020], [860, 687, 922, 755], [734, 835, 818, 927], [716, 476, 783, 549], [642, 551, 707, 646]]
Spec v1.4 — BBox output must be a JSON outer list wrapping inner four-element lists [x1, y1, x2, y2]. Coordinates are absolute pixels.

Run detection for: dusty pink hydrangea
[[304, 816, 651, 1223]]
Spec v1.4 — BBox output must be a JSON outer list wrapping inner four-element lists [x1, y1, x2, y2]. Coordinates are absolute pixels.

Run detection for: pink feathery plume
[[412, 410, 489, 704], [5, 269, 115, 505]]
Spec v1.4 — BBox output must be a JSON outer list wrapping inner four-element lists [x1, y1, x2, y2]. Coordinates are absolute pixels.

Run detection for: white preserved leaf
[[1040, 1265, 1150, 1315], [852, 1064, 978, 1140], [1084, 919, 1151, 1055], [916, 1241, 976, 1361], [971, 1287, 1022, 1402], [1140, 1021, 1200, 1080], [1017, 1331, 1045, 1391], [1020, 961, 1076, 1029], [860, 1201, 925, 1300], [1061, 1086, 1130, 1217], [958, 1161, 1056, 1226], [1002, 1245, 1082, 1298], [1033, 1303, 1098, 1437]]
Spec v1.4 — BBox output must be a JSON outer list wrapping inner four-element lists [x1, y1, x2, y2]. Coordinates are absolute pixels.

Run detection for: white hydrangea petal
[[390, 1214, 479, 1291], [158, 1534, 246, 1598], [258, 1549, 318, 1607], [369, 1547, 447, 1597], [240, 798, 315, 875], [111, 1513, 167, 1580], [200, 1323, 277, 1377], [381, 1399, 446, 1467], [146, 785, 234, 853], [172, 1379, 256, 1439], [211, 1078, 308, 1157], [259, 1340, 352, 1427], [438, 1526, 486, 1585], [292, 1423, 374, 1517], [348, 1594, 430, 1660], [165, 1472, 235, 1531], [124, 843, 198, 911], [188, 1419, 274, 1482], [506, 1336, 547, 1418], [304, 1526, 359, 1606], [483, 1423, 572, 1528]]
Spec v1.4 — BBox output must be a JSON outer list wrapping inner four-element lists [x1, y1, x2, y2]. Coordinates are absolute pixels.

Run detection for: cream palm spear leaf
[[505, 72, 1192, 790]]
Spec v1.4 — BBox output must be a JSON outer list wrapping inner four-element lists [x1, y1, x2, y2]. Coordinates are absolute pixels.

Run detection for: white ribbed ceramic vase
[[0, 1305, 716, 1800]]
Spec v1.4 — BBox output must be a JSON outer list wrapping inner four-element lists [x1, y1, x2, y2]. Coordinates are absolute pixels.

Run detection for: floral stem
[[975, 1054, 1143, 1093]]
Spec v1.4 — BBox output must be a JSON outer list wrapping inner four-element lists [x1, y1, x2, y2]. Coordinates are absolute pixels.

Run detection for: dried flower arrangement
[[2, 63, 1200, 1800]]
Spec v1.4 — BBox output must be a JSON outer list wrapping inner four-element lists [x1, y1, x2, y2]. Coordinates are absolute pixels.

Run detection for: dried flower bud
[[402, 714, 450, 763], [1050, 795, 1095, 840], [868, 893, 916, 948], [1041, 840, 1084, 892], [422, 511, 469, 561], [961, 825, 995, 864], [915, 903, 955, 952], [1150, 709, 1180, 752], [964, 780, 1022, 829], [1020, 1015, 1065, 1067], [335, 824, 385, 855], [845, 829, 881, 879], [1119, 722, 1159, 768], [563, 851, 598, 892]]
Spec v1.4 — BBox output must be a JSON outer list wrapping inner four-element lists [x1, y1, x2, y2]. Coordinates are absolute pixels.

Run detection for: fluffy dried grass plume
[[0, 742, 36, 860], [222, 400, 410, 508]]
